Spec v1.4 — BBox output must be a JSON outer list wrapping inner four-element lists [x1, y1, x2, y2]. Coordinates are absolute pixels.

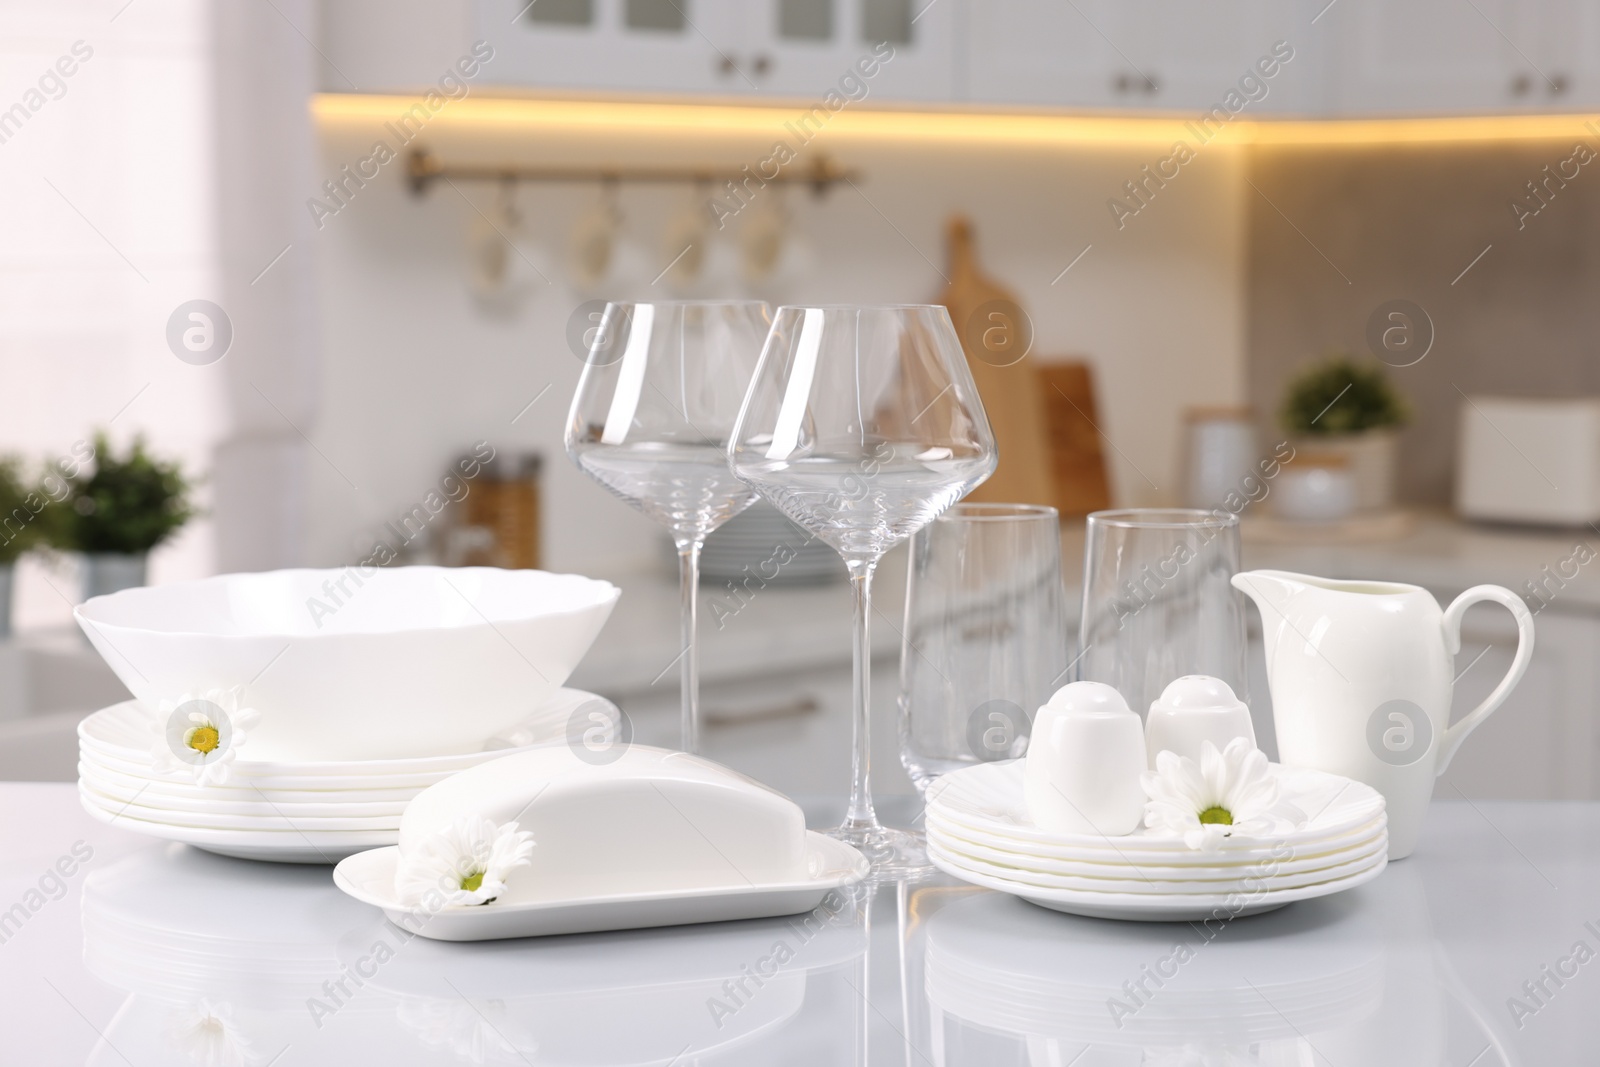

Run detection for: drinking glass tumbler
[[1076, 509, 1247, 719], [899, 503, 1069, 795]]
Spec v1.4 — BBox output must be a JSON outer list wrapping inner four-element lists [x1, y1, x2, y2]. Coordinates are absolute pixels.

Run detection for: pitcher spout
[[1230, 570, 1313, 614]]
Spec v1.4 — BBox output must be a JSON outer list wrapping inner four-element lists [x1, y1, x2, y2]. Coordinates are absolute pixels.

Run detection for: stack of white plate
[[926, 759, 1387, 921], [77, 688, 608, 864], [697, 502, 841, 585]]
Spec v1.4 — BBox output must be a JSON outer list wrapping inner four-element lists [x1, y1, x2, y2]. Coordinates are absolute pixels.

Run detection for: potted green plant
[[0, 458, 47, 637], [1280, 355, 1410, 512], [54, 433, 194, 599]]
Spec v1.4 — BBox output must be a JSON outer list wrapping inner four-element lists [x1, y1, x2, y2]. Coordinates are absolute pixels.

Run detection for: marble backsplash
[[1244, 135, 1600, 506]]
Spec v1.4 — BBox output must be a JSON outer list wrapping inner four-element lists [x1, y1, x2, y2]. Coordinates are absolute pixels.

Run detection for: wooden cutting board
[[936, 216, 1057, 508], [1035, 361, 1113, 516]]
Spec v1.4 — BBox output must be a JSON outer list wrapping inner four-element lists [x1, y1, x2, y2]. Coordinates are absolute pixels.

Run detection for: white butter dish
[[333, 744, 868, 939]]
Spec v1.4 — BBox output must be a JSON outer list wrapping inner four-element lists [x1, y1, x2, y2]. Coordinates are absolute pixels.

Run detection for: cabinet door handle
[[752, 54, 772, 77], [703, 695, 820, 727], [718, 54, 738, 77], [1549, 72, 1569, 95], [1510, 73, 1532, 96], [1143, 74, 1160, 94]]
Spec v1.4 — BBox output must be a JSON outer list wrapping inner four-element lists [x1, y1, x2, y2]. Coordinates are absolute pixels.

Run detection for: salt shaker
[[1144, 675, 1257, 769], [1023, 681, 1147, 836]]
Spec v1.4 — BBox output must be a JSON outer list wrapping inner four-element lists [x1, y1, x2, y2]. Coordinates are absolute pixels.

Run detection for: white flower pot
[[1291, 430, 1397, 512], [84, 553, 148, 601]]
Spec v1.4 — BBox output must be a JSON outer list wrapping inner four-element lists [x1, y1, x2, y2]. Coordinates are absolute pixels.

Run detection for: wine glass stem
[[676, 537, 704, 755], [843, 558, 880, 831]]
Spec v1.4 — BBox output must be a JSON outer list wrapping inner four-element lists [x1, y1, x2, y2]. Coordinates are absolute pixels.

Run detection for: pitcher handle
[[1437, 585, 1535, 776]]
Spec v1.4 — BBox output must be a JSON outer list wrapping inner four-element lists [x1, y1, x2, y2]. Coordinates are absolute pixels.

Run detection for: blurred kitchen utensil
[[460, 452, 543, 569], [1034, 362, 1113, 516], [936, 216, 1055, 509], [567, 181, 621, 291]]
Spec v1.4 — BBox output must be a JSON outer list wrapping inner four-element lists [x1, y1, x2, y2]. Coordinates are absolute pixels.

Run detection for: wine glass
[[566, 300, 771, 753], [728, 305, 997, 873]]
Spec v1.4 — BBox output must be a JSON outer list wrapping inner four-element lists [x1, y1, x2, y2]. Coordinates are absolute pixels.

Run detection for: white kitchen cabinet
[[1326, 0, 1579, 114], [474, 0, 742, 96], [469, 0, 953, 100], [1436, 604, 1600, 801], [962, 0, 1322, 114], [961, 0, 1120, 108]]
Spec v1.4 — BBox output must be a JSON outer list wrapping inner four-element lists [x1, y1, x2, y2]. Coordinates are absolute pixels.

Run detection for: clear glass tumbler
[[898, 503, 1068, 795], [1077, 508, 1247, 719]]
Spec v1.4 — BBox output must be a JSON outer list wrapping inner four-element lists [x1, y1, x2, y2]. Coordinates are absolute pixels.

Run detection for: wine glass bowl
[[566, 300, 771, 753], [729, 305, 997, 873]]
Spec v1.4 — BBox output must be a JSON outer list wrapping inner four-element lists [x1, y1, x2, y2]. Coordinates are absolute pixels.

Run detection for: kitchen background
[[4, 0, 1598, 801]]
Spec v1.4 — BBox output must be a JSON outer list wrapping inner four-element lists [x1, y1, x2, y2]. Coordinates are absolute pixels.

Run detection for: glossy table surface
[[1, 782, 1595, 1065]]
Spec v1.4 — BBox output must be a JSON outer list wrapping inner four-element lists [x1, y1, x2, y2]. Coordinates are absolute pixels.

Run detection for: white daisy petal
[[1142, 737, 1288, 850], [396, 816, 537, 909]]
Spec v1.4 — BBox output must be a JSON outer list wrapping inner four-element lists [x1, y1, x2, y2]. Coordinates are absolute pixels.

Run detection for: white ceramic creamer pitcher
[[1232, 570, 1534, 860]]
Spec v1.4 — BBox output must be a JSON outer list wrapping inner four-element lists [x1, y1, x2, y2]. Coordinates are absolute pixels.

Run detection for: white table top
[[2, 782, 1594, 1064]]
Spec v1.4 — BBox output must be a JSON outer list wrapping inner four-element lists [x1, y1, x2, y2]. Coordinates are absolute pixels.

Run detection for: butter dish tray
[[334, 831, 867, 940]]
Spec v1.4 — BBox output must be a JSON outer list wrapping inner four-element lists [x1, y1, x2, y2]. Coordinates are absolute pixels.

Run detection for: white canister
[[1144, 675, 1256, 768], [1182, 408, 1257, 510], [1023, 681, 1148, 836]]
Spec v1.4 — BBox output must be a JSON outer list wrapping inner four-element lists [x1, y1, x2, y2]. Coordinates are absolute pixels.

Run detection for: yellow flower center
[[186, 725, 221, 754], [460, 870, 485, 893], [1198, 806, 1233, 826]]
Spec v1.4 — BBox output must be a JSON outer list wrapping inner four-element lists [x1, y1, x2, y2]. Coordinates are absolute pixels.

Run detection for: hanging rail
[[405, 147, 860, 198]]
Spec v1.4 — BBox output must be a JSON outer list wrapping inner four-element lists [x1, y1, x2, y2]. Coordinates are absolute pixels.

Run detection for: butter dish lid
[[395, 744, 810, 909]]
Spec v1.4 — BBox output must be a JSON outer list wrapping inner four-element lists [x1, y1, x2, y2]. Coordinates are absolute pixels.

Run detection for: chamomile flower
[[396, 816, 535, 908], [1140, 738, 1281, 852], [166, 998, 260, 1067], [148, 688, 260, 787]]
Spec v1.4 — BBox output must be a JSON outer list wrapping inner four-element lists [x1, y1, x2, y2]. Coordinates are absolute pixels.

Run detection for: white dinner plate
[[930, 819, 1388, 885], [78, 766, 411, 818], [928, 834, 1387, 895], [925, 809, 1388, 869], [928, 843, 1387, 922], [333, 832, 869, 940], [78, 688, 595, 777], [928, 759, 1383, 854], [79, 783, 401, 832], [83, 746, 465, 790], [74, 762, 425, 804], [78, 788, 395, 863]]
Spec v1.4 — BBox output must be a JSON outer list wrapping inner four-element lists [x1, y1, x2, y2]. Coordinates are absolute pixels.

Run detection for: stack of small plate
[[77, 688, 608, 864], [697, 502, 841, 585], [926, 759, 1387, 921]]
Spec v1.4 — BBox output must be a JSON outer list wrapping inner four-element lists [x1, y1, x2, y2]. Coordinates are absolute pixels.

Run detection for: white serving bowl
[[74, 567, 619, 761]]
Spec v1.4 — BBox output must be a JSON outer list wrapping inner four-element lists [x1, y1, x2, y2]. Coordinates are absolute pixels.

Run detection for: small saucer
[[333, 832, 869, 940]]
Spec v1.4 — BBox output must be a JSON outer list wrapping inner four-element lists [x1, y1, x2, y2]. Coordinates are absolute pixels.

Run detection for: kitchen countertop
[[1057, 510, 1600, 612], [3, 781, 1596, 1063], [1240, 511, 1600, 610]]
